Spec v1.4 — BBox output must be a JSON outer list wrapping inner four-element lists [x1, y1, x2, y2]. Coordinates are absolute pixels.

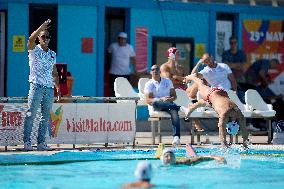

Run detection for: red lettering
[[66, 119, 71, 132], [2, 112, 6, 127], [65, 118, 133, 133]]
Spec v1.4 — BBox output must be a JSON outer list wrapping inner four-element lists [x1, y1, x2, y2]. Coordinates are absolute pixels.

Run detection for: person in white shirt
[[186, 53, 237, 99], [186, 53, 259, 132], [23, 19, 61, 151], [144, 65, 181, 146], [107, 32, 136, 96]]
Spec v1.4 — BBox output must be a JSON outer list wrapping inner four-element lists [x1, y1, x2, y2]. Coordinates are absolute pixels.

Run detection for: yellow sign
[[12, 35, 25, 52], [195, 43, 206, 58]]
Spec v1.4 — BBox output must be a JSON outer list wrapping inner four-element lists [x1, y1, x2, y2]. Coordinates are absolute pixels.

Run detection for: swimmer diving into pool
[[183, 74, 249, 149]]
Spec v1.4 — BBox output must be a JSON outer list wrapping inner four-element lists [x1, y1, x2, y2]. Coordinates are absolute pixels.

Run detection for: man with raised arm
[[23, 19, 61, 151]]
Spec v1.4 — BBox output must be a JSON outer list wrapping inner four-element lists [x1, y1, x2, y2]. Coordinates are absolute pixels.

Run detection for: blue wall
[[3, 0, 284, 97], [7, 3, 29, 96], [57, 5, 98, 96]]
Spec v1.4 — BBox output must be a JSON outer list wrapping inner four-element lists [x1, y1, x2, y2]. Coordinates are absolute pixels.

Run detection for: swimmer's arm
[[191, 156, 226, 164], [228, 73, 237, 91], [177, 156, 226, 165]]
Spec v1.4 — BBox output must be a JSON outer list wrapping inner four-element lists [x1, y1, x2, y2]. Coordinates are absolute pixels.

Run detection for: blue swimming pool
[[0, 147, 284, 189]]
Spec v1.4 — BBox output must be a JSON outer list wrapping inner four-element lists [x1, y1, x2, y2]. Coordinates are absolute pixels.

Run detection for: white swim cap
[[134, 161, 152, 181], [226, 121, 239, 135], [161, 148, 176, 164]]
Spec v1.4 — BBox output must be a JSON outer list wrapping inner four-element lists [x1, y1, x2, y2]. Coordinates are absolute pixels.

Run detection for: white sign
[[215, 20, 232, 62], [0, 103, 136, 145]]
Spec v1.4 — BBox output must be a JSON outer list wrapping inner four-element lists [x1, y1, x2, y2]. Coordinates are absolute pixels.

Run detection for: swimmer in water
[[123, 161, 156, 188], [160, 148, 226, 166]]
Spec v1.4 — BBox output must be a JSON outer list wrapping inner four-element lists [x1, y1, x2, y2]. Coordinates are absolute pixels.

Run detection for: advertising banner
[[0, 103, 136, 146], [242, 20, 284, 95]]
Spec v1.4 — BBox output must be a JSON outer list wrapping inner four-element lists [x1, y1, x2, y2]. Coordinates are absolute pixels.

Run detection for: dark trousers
[[152, 101, 181, 137], [109, 74, 130, 97]]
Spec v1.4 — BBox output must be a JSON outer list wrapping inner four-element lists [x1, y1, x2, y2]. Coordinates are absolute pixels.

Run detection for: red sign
[[135, 27, 148, 73], [82, 38, 94, 53]]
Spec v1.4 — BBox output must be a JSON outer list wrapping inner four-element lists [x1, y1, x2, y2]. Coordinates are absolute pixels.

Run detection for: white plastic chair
[[245, 89, 276, 144], [227, 90, 252, 118], [114, 77, 141, 104], [138, 78, 150, 101], [114, 77, 138, 98], [245, 89, 276, 117]]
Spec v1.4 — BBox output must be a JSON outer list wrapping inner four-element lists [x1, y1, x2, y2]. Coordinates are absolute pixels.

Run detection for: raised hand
[[40, 19, 51, 31]]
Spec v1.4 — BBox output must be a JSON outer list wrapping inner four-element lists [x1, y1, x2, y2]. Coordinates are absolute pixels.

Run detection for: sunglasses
[[40, 35, 51, 39], [204, 58, 210, 62], [230, 41, 237, 44], [151, 67, 160, 72]]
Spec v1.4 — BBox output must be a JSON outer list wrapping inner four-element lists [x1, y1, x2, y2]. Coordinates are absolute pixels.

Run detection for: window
[[152, 37, 194, 74]]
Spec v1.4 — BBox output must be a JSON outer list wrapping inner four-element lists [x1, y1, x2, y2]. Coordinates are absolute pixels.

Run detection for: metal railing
[[0, 96, 140, 103]]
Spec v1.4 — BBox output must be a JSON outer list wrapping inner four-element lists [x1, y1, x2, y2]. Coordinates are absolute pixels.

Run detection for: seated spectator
[[144, 65, 181, 146], [245, 58, 279, 88], [160, 148, 226, 165], [184, 74, 249, 148], [123, 161, 155, 188]]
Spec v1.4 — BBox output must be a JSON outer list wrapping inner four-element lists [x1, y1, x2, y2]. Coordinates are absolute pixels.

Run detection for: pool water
[[0, 148, 284, 189]]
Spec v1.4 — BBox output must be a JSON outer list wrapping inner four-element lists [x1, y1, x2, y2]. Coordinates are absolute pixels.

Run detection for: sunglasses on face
[[230, 41, 237, 44], [40, 35, 51, 40], [151, 67, 160, 72], [204, 58, 211, 63]]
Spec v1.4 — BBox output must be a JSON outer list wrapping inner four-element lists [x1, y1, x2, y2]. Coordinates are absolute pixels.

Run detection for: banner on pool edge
[[0, 103, 136, 145]]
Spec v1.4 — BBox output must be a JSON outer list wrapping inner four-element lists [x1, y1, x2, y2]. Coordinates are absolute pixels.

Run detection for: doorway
[[104, 7, 126, 96], [215, 13, 236, 62], [152, 37, 194, 75]]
